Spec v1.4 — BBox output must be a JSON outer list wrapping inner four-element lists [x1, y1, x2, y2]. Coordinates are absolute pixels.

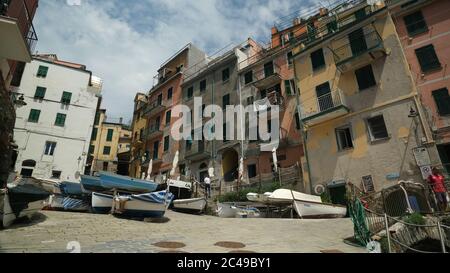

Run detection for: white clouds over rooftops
[[34, 0, 314, 122]]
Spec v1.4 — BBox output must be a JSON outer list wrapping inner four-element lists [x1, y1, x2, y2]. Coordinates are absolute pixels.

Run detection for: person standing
[[204, 175, 211, 199], [428, 167, 448, 212]]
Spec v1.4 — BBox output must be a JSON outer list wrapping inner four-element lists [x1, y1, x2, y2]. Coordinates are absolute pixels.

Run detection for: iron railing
[[144, 124, 162, 139], [251, 62, 281, 84], [143, 99, 167, 116], [1, 0, 38, 53], [300, 89, 348, 119], [331, 29, 384, 66]]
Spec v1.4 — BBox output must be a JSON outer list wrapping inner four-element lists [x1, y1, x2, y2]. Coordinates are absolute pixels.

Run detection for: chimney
[[319, 8, 328, 16], [271, 26, 279, 35]]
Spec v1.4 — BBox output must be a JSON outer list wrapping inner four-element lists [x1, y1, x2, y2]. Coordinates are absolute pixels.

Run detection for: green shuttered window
[[415, 44, 441, 72], [34, 86, 46, 99], [106, 129, 114, 141], [61, 91, 72, 104], [55, 113, 66, 127], [37, 66, 48, 78], [28, 109, 41, 123], [432, 88, 450, 116]]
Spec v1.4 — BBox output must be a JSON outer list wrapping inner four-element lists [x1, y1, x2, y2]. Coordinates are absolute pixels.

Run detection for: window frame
[[34, 86, 46, 100], [432, 88, 450, 116], [165, 110, 171, 126], [244, 70, 253, 85], [106, 129, 114, 142], [355, 64, 376, 91], [200, 79, 207, 92], [54, 113, 67, 127], [187, 86, 194, 100], [37, 66, 49, 78], [28, 109, 41, 123], [415, 44, 441, 73], [222, 68, 230, 82], [103, 146, 111, 155], [167, 87, 173, 100], [366, 115, 390, 142], [163, 135, 170, 152], [403, 10, 428, 37], [335, 125, 354, 151], [44, 141, 57, 156], [310, 48, 326, 71], [61, 91, 72, 105]]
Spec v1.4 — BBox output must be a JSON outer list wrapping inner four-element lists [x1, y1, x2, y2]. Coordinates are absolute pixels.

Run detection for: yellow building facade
[[129, 93, 148, 178], [292, 1, 439, 202]]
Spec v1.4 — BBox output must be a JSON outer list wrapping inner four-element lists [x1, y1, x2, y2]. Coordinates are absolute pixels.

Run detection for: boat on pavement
[[91, 192, 113, 214], [112, 190, 174, 218], [99, 172, 158, 193]]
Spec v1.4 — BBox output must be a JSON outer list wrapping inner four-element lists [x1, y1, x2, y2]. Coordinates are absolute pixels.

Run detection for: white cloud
[[33, 0, 305, 122]]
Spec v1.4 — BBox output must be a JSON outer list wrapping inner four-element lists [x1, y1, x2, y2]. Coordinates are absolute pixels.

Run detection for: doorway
[[222, 149, 239, 182]]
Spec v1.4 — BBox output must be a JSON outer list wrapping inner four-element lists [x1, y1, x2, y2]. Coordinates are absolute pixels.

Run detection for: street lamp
[[11, 92, 27, 107]]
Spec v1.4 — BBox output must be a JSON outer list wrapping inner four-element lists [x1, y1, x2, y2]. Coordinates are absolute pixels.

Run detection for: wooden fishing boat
[[112, 190, 173, 218]]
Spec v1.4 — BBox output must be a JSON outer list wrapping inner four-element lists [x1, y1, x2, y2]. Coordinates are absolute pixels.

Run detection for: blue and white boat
[[59, 181, 83, 197], [91, 192, 113, 214], [112, 190, 174, 218], [99, 172, 158, 193], [80, 175, 105, 193]]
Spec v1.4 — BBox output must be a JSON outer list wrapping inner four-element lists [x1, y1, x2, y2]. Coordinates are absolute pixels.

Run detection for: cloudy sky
[[33, 0, 318, 123]]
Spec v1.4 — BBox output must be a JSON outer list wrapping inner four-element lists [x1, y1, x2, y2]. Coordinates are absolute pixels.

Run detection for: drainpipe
[[292, 55, 313, 194]]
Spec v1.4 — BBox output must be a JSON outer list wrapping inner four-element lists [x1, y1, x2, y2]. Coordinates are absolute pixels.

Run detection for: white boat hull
[[216, 202, 238, 218], [293, 199, 347, 219], [92, 192, 113, 214], [113, 194, 167, 218], [173, 197, 206, 213]]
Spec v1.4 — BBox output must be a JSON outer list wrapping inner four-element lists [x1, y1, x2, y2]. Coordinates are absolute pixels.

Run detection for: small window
[[295, 112, 301, 130], [222, 94, 230, 108], [355, 65, 376, 90], [327, 20, 338, 33], [153, 141, 160, 159], [167, 87, 173, 99], [287, 51, 294, 66], [247, 164, 257, 178], [222, 68, 230, 82], [187, 86, 194, 99], [244, 71, 253, 85], [106, 129, 114, 141], [157, 94, 163, 105], [34, 86, 46, 99], [103, 146, 111, 155], [91, 128, 98, 141], [61, 91, 72, 104], [264, 61, 274, 77], [200, 80, 207, 92], [247, 96, 254, 106], [336, 126, 353, 151], [44, 141, 57, 156], [37, 66, 49, 78], [415, 44, 441, 72], [164, 136, 170, 152], [311, 48, 325, 71], [94, 112, 100, 125], [89, 145, 95, 154], [51, 170, 62, 179], [165, 110, 171, 125], [55, 113, 66, 127], [367, 115, 389, 141], [28, 109, 41, 123], [432, 88, 450, 116], [404, 10, 428, 36], [284, 79, 296, 95]]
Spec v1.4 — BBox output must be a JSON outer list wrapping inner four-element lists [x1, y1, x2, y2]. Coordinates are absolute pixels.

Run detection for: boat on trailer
[[99, 172, 158, 193], [112, 190, 173, 218]]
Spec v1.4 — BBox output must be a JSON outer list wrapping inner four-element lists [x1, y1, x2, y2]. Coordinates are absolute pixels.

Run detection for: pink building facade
[[391, 0, 450, 174]]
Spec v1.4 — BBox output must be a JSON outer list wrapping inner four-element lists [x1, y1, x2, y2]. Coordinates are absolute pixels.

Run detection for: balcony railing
[[144, 124, 163, 140], [331, 29, 385, 68], [250, 63, 282, 89], [300, 89, 350, 122], [143, 100, 167, 117], [1, 0, 38, 53]]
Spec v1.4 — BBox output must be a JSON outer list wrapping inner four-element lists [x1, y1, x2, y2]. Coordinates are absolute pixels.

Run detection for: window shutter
[[34, 86, 46, 99], [415, 45, 441, 72], [432, 88, 450, 116], [61, 91, 72, 104], [284, 80, 292, 95]]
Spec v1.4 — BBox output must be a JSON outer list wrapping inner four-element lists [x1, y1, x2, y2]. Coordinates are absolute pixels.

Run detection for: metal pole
[[384, 213, 392, 253], [437, 222, 447, 253]]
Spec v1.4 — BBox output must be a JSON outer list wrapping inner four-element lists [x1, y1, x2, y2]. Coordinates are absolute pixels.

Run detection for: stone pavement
[[0, 211, 366, 253]]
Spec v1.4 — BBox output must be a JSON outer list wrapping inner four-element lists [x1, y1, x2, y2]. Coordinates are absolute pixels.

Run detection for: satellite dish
[[314, 184, 325, 195], [74, 171, 80, 180]]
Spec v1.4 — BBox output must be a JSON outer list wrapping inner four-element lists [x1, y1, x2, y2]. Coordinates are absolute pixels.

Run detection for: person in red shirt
[[428, 167, 448, 212]]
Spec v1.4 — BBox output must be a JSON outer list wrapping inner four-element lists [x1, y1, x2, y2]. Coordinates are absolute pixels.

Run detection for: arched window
[[22, 160, 36, 167]]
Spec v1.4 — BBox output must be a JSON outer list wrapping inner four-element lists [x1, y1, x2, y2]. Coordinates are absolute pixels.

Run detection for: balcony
[[251, 63, 282, 89], [185, 141, 211, 161], [144, 124, 163, 140], [143, 100, 167, 117], [331, 29, 386, 72], [300, 89, 350, 125], [0, 0, 37, 62]]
